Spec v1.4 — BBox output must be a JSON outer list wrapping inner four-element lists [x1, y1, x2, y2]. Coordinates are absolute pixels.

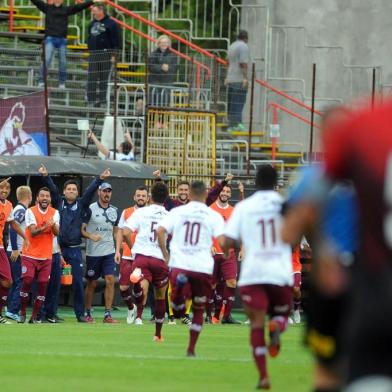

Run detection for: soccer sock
[[20, 277, 33, 316], [223, 286, 236, 318], [154, 299, 166, 338], [104, 309, 111, 318], [213, 291, 223, 319], [187, 307, 204, 355], [0, 284, 9, 316], [32, 282, 48, 320], [205, 294, 214, 318], [251, 328, 268, 380], [120, 288, 134, 310], [294, 300, 301, 311], [133, 282, 144, 319], [272, 315, 288, 333]]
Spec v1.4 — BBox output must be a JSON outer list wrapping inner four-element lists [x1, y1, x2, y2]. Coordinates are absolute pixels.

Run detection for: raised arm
[[206, 173, 233, 206], [66, 0, 94, 16], [39, 164, 61, 209], [88, 129, 110, 158], [80, 168, 110, 209], [30, 0, 48, 14]]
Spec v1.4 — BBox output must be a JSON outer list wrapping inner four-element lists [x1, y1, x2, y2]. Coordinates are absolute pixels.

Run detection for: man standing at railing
[[87, 3, 120, 106], [225, 30, 250, 133], [31, 0, 105, 89]]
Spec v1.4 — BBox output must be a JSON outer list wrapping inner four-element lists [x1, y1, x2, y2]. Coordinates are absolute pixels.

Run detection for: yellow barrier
[[146, 107, 216, 191]]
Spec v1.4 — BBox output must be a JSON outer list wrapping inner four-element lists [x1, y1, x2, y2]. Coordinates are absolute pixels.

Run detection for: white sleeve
[[53, 210, 60, 224], [123, 210, 139, 232], [118, 210, 126, 229], [158, 212, 174, 235], [25, 209, 37, 228], [6, 207, 14, 222], [211, 212, 225, 238], [224, 205, 242, 241]]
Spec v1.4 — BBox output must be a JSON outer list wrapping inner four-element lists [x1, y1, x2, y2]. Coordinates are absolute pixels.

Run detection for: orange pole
[[9, 0, 14, 32]]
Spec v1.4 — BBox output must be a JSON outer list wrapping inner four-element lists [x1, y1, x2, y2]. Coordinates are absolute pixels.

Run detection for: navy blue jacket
[[42, 176, 103, 248], [87, 15, 120, 51]]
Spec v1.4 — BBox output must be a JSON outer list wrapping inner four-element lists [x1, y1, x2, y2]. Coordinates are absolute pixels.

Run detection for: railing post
[[113, 51, 118, 160], [196, 64, 201, 108], [309, 63, 316, 162], [41, 41, 50, 156], [271, 105, 278, 162], [9, 0, 14, 32], [247, 63, 256, 176], [371, 68, 376, 110]]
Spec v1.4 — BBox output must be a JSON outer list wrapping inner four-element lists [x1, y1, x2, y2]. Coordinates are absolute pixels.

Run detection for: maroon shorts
[[133, 254, 169, 288], [212, 253, 237, 284], [169, 267, 213, 307], [21, 256, 52, 283], [119, 258, 133, 286], [293, 272, 302, 288], [0, 248, 12, 283], [240, 284, 292, 317]]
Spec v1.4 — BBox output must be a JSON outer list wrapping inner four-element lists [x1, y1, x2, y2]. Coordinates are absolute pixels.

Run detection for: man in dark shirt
[[87, 4, 120, 106], [31, 0, 103, 88]]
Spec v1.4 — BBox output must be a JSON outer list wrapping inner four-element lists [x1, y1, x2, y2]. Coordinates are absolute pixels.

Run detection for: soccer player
[[209, 182, 243, 324], [122, 182, 169, 340], [157, 181, 225, 356], [220, 165, 293, 389], [19, 187, 60, 324], [115, 186, 149, 324], [39, 164, 110, 322], [5, 185, 32, 322], [320, 101, 392, 391], [289, 244, 302, 324], [0, 178, 29, 324], [82, 182, 119, 323]]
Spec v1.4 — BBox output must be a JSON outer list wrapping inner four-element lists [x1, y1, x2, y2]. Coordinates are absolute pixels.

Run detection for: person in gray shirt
[[225, 30, 250, 132], [82, 182, 119, 323]]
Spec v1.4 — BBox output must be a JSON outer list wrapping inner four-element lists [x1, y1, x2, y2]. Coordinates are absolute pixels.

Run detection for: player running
[[122, 182, 169, 341], [157, 181, 225, 356], [220, 165, 293, 389], [115, 186, 149, 324]]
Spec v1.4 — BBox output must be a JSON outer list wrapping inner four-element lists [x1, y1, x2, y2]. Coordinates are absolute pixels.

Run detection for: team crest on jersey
[[22, 266, 27, 274], [104, 207, 118, 224]]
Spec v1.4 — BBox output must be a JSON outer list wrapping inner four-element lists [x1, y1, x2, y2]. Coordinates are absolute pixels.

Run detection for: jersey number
[[258, 218, 276, 247], [150, 221, 158, 242], [184, 221, 201, 246]]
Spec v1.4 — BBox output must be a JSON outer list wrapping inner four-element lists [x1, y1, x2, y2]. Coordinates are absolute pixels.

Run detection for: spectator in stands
[[31, 0, 104, 89], [87, 3, 120, 106], [225, 30, 250, 132], [148, 35, 178, 106], [88, 128, 135, 161]]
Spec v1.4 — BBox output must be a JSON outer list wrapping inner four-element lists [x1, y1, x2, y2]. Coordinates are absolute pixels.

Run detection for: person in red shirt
[[20, 187, 59, 324], [0, 177, 28, 324], [208, 182, 244, 324]]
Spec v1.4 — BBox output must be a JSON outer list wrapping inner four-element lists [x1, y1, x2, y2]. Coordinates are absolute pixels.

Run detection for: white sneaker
[[244, 319, 250, 325], [288, 317, 294, 325], [59, 83, 66, 89], [135, 317, 143, 326], [293, 309, 301, 324], [127, 305, 136, 325]]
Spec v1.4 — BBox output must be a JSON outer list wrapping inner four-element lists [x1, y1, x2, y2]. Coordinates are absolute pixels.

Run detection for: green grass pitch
[[1, 308, 312, 391]]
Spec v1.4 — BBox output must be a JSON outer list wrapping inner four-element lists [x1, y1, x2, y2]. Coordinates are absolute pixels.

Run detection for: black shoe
[[45, 316, 61, 323], [221, 315, 242, 324], [54, 315, 65, 323], [77, 316, 87, 323], [18, 315, 26, 324], [182, 315, 192, 326], [28, 318, 42, 324], [204, 316, 212, 324], [186, 351, 196, 357]]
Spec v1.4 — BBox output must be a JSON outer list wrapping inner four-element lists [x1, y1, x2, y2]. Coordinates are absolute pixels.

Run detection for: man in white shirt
[[157, 181, 225, 356], [220, 165, 293, 390], [122, 182, 169, 342]]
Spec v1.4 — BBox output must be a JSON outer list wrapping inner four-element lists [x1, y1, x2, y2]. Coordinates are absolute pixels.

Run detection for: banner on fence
[[0, 91, 48, 156]]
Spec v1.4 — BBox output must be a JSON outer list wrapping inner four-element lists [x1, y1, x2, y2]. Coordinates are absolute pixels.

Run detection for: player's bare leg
[[103, 274, 118, 323], [85, 279, 97, 321], [133, 278, 149, 324], [243, 304, 270, 389], [153, 284, 167, 341]]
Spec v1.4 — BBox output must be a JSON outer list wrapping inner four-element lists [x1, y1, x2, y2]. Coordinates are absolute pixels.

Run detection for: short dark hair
[[222, 184, 232, 191], [135, 186, 148, 192], [63, 179, 79, 190], [177, 180, 190, 188], [190, 181, 207, 197], [92, 3, 106, 13], [120, 141, 133, 155], [151, 182, 169, 204], [238, 30, 248, 41], [38, 187, 51, 195], [255, 165, 277, 190]]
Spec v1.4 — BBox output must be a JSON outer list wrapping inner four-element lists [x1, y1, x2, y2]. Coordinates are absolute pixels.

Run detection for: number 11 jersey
[[225, 190, 293, 287]]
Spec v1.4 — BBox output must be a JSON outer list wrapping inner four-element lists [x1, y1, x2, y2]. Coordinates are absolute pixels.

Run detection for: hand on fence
[[161, 64, 169, 72], [88, 129, 96, 141]]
